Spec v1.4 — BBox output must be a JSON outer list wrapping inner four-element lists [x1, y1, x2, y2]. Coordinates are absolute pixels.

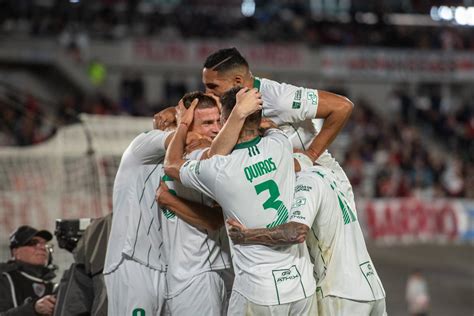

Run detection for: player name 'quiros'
[[244, 158, 277, 183]]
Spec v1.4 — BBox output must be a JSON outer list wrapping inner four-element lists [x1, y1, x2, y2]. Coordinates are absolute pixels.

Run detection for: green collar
[[233, 136, 261, 150], [253, 77, 261, 91]]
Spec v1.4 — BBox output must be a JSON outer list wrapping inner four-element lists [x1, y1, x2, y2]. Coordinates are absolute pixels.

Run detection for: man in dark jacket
[[0, 225, 57, 315]]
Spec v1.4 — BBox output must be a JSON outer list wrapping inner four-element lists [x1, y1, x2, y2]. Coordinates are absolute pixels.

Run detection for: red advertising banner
[[357, 198, 473, 243]]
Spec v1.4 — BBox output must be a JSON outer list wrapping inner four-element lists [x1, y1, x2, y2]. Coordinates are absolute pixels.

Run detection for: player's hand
[[177, 98, 199, 128], [156, 180, 172, 206], [234, 88, 262, 119], [34, 295, 56, 316], [153, 107, 177, 130], [227, 218, 248, 245]]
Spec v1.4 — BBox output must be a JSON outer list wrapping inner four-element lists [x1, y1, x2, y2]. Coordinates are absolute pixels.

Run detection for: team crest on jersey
[[32, 283, 46, 297], [292, 197, 307, 208], [307, 91, 318, 105]]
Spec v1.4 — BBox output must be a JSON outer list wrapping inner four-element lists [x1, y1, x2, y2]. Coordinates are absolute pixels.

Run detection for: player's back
[[121, 163, 164, 269], [104, 130, 171, 274], [302, 166, 385, 302], [183, 129, 315, 305]]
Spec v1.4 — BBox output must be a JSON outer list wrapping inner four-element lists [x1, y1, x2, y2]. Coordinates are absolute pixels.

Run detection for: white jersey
[[104, 130, 172, 274], [289, 166, 386, 301], [180, 129, 316, 305], [256, 77, 352, 198], [160, 149, 232, 299]]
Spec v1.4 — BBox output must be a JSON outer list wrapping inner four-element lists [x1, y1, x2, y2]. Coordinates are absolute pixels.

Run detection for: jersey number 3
[[255, 180, 289, 228]]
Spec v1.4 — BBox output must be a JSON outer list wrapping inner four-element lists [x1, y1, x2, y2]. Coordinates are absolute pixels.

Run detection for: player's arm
[[227, 219, 309, 246], [153, 106, 177, 131], [228, 172, 320, 246], [164, 98, 199, 182], [203, 88, 262, 159], [156, 181, 224, 231], [305, 90, 353, 162]]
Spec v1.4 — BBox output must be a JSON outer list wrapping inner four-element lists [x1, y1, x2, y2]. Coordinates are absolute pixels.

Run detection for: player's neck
[[237, 128, 259, 144]]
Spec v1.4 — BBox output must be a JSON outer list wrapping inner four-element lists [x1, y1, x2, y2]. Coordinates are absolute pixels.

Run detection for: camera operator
[[0, 225, 57, 316], [53, 215, 111, 316]]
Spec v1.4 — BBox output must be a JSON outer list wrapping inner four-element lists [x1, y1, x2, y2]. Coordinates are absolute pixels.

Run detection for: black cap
[[9, 225, 53, 249]]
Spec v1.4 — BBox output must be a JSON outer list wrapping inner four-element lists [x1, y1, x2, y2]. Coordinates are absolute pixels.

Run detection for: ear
[[234, 74, 244, 86]]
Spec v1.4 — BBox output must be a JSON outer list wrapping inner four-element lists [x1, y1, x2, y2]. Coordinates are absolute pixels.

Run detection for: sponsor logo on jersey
[[244, 157, 277, 183], [273, 267, 300, 283], [295, 89, 302, 101], [290, 210, 306, 220], [292, 89, 302, 109], [295, 184, 312, 192]]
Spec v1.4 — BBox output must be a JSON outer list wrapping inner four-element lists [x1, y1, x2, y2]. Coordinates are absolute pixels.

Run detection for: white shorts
[[104, 257, 166, 316], [317, 295, 387, 316], [165, 271, 229, 316], [228, 290, 317, 316]]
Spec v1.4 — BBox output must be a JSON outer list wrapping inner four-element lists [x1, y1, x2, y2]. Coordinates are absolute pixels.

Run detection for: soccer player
[[157, 92, 233, 316], [202, 48, 352, 174], [164, 87, 317, 315], [104, 92, 236, 315], [227, 165, 387, 316], [104, 124, 173, 315]]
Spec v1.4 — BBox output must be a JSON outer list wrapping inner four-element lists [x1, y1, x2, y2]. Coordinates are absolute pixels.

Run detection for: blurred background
[[0, 0, 472, 315]]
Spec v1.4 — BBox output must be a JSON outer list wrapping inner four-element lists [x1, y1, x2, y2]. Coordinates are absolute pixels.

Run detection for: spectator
[[406, 269, 430, 316], [0, 225, 57, 316]]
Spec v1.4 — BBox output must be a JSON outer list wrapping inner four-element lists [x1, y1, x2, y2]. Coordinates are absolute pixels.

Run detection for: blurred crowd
[[342, 97, 473, 199], [1, 0, 474, 50]]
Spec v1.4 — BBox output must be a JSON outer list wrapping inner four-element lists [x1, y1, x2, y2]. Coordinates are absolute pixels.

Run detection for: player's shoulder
[[182, 154, 230, 174], [263, 128, 291, 146], [129, 129, 170, 147], [186, 148, 209, 160], [258, 76, 295, 92], [298, 166, 332, 183]]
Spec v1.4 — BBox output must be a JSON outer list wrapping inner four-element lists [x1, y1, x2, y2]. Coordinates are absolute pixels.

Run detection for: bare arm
[[154, 107, 177, 131], [204, 88, 262, 159], [305, 90, 353, 162], [164, 99, 199, 182], [227, 219, 309, 246], [156, 181, 224, 231]]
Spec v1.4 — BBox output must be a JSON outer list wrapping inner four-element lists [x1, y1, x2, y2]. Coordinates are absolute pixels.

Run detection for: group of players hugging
[[104, 47, 387, 316]]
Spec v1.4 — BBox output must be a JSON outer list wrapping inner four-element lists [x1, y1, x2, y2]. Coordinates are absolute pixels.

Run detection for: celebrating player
[[164, 87, 317, 315], [227, 164, 387, 316], [103, 124, 173, 315], [157, 92, 233, 316]]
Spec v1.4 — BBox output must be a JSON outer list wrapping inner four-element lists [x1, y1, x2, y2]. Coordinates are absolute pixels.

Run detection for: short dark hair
[[220, 87, 261, 127], [182, 91, 217, 110], [203, 48, 249, 73]]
